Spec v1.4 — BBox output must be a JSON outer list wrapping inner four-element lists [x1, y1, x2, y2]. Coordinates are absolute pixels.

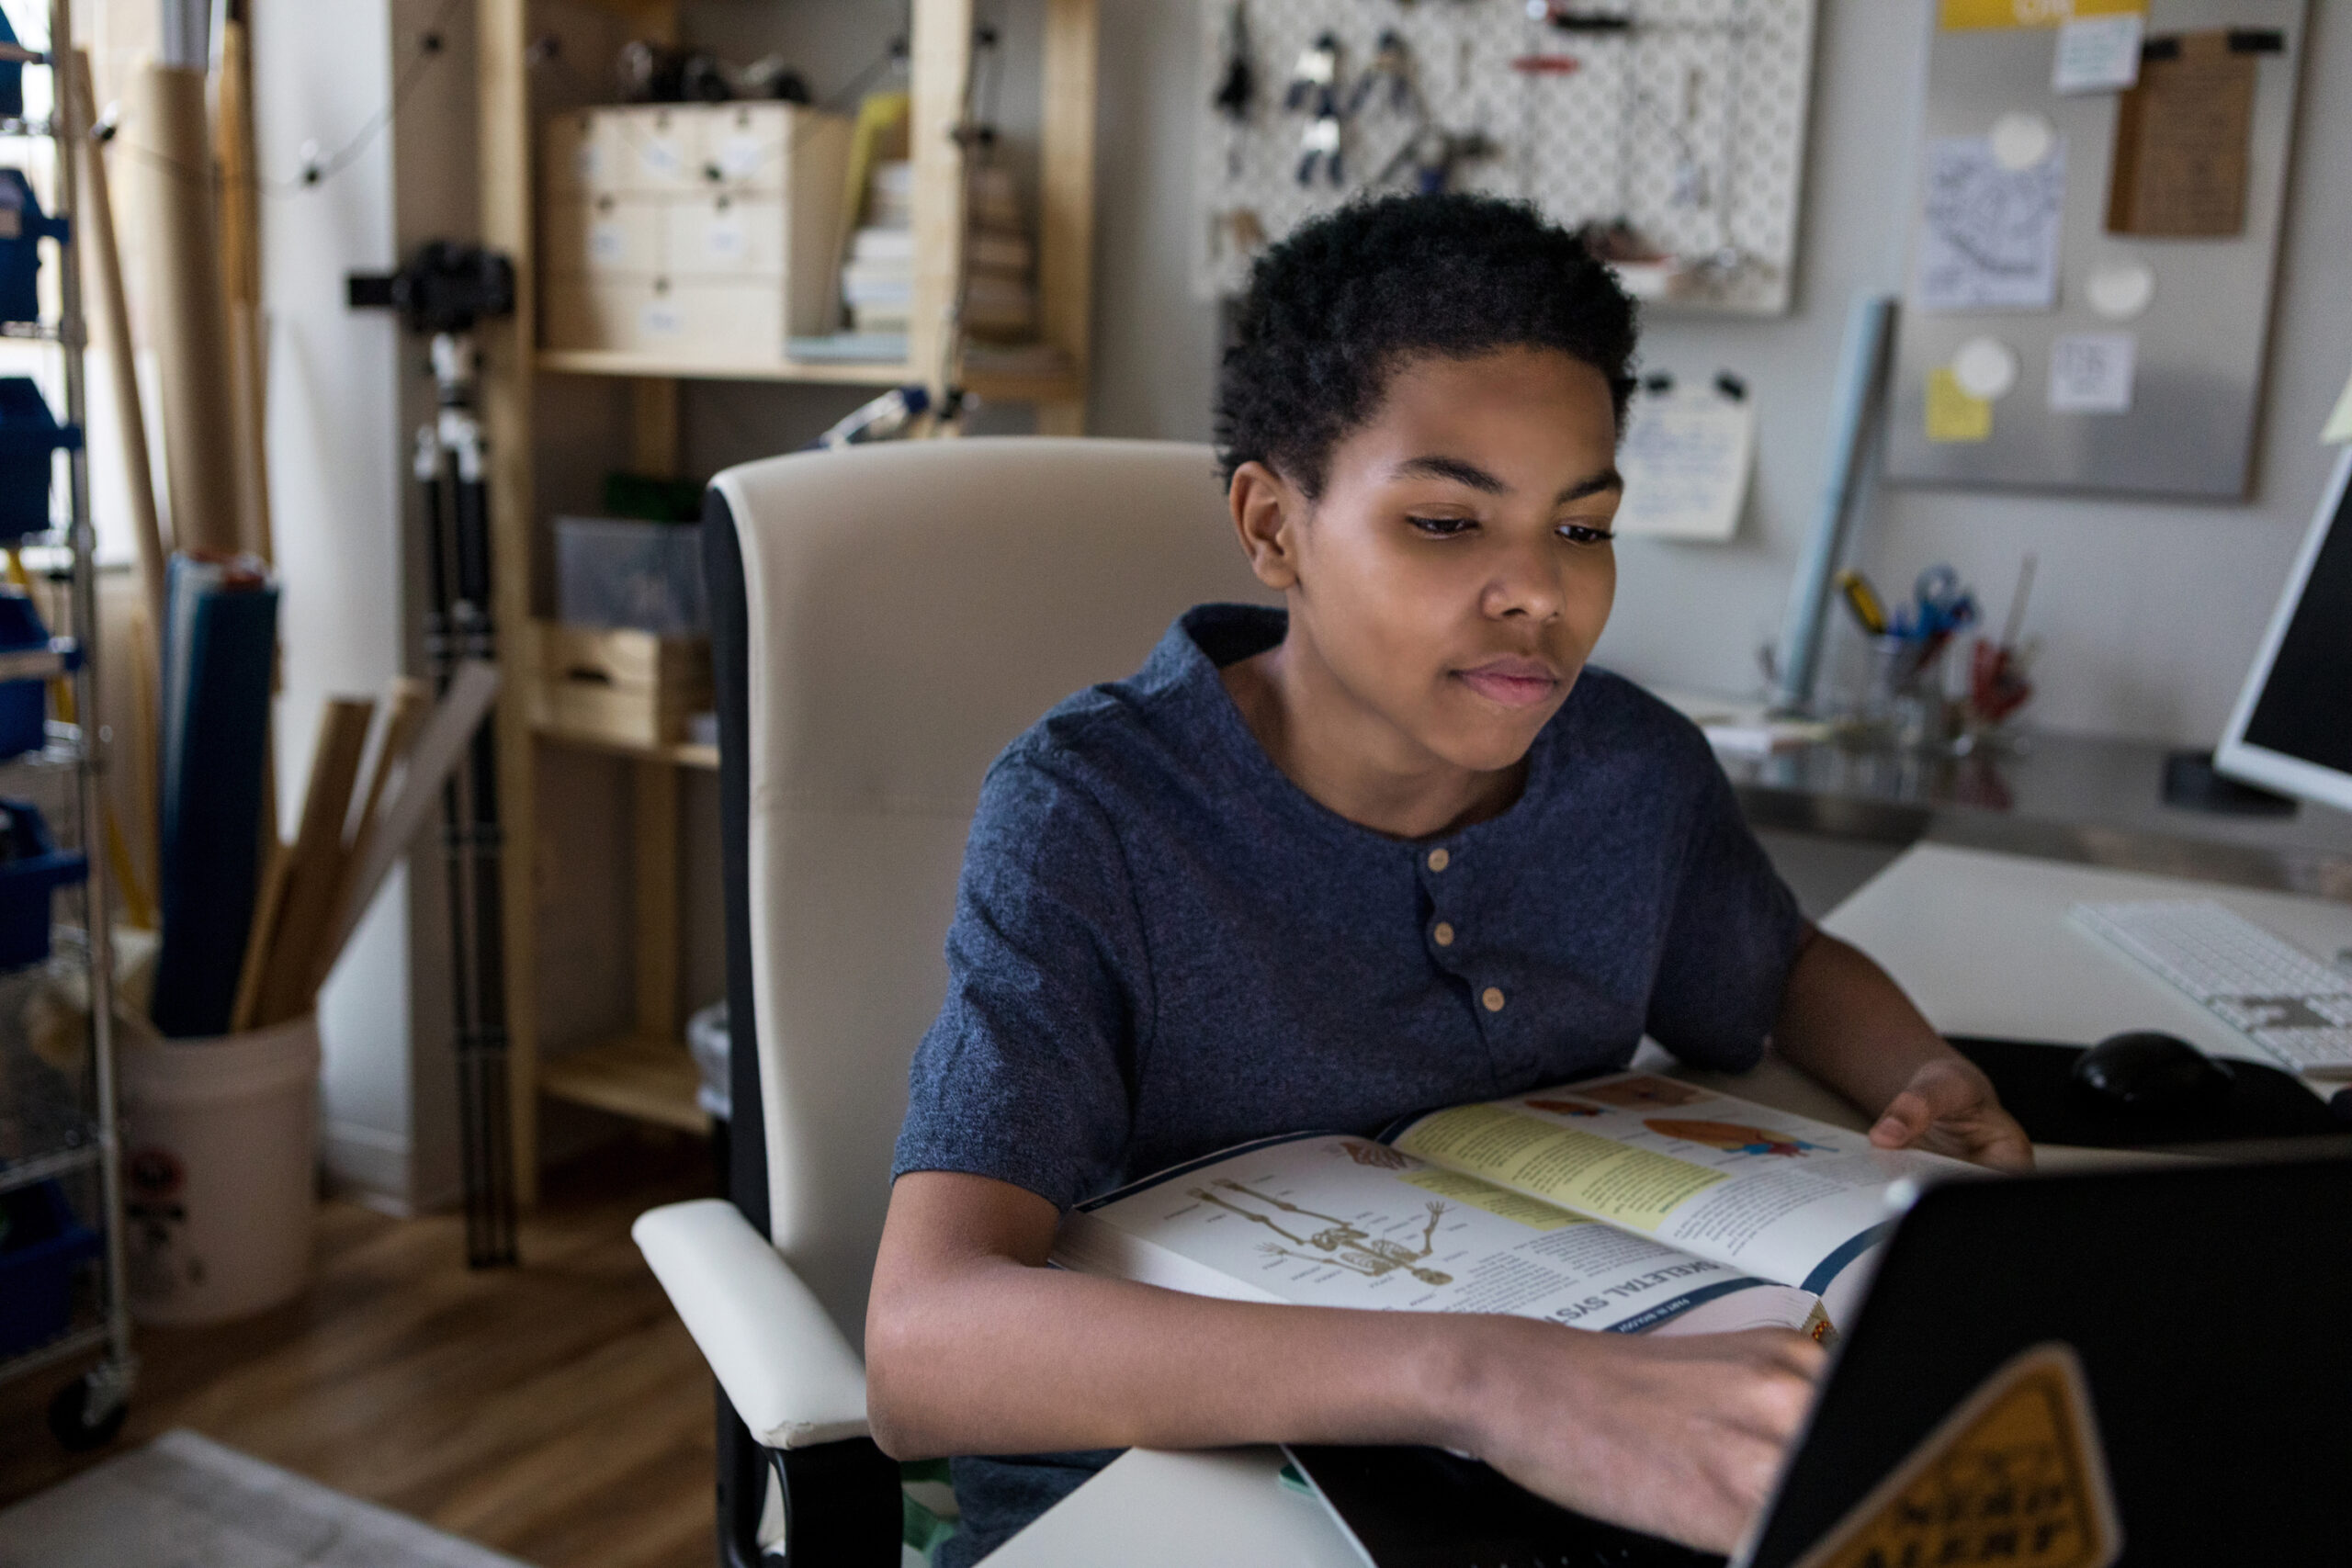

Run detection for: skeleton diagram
[[1189, 1179, 1453, 1285]]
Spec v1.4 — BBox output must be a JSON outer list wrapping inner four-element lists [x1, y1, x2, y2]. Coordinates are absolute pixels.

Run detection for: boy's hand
[[1459, 1323, 1826, 1554], [1867, 1055, 2033, 1171]]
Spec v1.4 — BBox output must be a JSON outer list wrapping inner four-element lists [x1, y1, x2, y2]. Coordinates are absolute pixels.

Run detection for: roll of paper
[[128, 61, 241, 558]]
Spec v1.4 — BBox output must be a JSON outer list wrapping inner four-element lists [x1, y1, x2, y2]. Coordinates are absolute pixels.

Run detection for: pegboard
[[1193, 0, 1817, 314]]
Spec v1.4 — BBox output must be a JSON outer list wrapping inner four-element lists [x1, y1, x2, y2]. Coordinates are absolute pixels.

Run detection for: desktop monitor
[[2215, 445, 2352, 812]]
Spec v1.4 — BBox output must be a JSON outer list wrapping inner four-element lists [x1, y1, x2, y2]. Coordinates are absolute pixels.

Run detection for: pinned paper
[[2048, 333, 2136, 414], [2053, 14, 2144, 94], [2107, 31, 2258, 237], [2322, 366, 2352, 445], [1614, 380, 1756, 542], [1916, 137, 2065, 312], [1793, 1344, 2121, 1568], [1952, 336, 2020, 401], [1927, 367, 1993, 443], [2085, 259, 2154, 321]]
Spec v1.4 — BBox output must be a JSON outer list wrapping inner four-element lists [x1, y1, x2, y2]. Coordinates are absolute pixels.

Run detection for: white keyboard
[[2071, 900, 2352, 1079]]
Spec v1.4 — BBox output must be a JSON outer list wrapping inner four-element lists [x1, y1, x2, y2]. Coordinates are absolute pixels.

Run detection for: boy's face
[[1234, 346, 1623, 777]]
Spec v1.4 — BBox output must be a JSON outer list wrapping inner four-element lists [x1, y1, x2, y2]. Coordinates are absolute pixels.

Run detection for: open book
[[1053, 1071, 1978, 1339]]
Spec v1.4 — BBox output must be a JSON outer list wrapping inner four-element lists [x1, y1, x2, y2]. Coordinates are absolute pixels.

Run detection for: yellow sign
[[1939, 0, 2143, 28], [1793, 1343, 2122, 1568], [1926, 367, 1993, 444]]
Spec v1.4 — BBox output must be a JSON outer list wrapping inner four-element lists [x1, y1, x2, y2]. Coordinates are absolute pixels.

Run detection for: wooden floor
[[0, 1136, 722, 1568]]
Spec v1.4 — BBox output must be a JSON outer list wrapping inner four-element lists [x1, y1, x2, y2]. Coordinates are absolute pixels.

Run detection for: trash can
[[118, 1011, 320, 1325]]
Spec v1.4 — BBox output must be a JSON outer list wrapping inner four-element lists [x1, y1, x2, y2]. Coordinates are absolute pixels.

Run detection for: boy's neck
[[1220, 636, 1527, 841]]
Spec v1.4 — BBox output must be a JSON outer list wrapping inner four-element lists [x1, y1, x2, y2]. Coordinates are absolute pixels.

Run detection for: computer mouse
[[2072, 1031, 2234, 1116]]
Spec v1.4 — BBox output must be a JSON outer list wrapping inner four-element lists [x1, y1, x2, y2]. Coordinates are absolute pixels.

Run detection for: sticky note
[[1927, 367, 1993, 443], [2324, 366, 2352, 445], [1939, 0, 2142, 31]]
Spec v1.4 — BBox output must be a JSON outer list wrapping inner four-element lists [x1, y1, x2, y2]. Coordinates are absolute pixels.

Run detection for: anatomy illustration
[[1189, 1179, 1453, 1285], [1645, 1118, 1824, 1157]]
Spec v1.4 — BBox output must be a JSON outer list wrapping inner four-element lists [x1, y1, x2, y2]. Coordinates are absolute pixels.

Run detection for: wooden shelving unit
[[478, 0, 1098, 1196]]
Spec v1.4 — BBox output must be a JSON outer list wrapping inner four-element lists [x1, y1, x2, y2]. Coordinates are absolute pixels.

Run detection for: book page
[[1055, 1133, 1823, 1340], [1389, 1074, 1978, 1326]]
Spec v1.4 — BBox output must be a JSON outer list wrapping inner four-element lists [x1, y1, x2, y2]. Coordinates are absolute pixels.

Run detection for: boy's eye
[[1556, 523, 1614, 547], [1406, 514, 1476, 537]]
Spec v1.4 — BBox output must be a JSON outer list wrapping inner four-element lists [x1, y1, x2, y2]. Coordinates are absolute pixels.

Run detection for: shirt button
[[1432, 921, 1455, 947], [1426, 848, 1451, 873], [1482, 987, 1506, 1013]]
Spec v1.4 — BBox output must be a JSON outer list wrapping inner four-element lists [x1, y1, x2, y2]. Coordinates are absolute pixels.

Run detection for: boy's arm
[[1771, 928, 2033, 1170], [866, 1169, 1824, 1554]]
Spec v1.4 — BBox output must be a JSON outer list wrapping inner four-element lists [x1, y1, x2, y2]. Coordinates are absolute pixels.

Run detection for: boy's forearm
[[1770, 929, 1966, 1115], [866, 1251, 1483, 1461]]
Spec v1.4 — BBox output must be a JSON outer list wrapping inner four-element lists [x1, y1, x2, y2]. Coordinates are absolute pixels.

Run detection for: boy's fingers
[[1868, 1090, 1931, 1146]]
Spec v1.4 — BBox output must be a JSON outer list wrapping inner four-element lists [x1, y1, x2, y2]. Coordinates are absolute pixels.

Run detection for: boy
[[868, 195, 2030, 1563]]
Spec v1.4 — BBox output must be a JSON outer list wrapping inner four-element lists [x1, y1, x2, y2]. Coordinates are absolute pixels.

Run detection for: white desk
[[984, 843, 2352, 1565]]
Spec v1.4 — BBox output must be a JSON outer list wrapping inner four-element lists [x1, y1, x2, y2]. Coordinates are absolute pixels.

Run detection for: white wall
[[254, 0, 470, 1210], [1074, 0, 2352, 747]]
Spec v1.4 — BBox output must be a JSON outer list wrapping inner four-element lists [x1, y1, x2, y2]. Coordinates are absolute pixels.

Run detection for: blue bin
[[0, 798, 84, 970], [0, 378, 78, 545], [0, 173, 67, 328], [0, 1180, 100, 1359], [0, 590, 51, 757]]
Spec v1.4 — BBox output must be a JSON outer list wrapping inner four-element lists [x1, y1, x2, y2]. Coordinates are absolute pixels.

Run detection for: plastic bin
[[0, 1179, 100, 1358], [0, 798, 85, 965], [556, 515, 707, 636], [0, 377, 78, 544], [119, 1012, 321, 1325]]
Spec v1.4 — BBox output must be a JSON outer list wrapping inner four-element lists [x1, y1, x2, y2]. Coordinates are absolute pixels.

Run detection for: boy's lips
[[1454, 657, 1561, 709]]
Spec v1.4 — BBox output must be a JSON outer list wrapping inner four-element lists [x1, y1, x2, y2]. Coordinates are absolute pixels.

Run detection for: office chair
[[631, 438, 1267, 1566]]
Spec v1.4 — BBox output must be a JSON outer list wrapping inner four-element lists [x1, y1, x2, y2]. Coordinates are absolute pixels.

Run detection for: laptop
[[1287, 1152, 2352, 1567]]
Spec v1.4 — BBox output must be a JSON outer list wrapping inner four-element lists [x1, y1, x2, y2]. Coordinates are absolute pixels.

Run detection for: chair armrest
[[633, 1198, 869, 1450]]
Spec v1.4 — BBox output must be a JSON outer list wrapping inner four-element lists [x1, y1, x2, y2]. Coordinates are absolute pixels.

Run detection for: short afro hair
[[1215, 194, 1638, 498]]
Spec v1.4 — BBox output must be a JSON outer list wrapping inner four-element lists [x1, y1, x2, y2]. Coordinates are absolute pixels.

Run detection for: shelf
[[539, 1032, 707, 1133], [0, 1139, 103, 1197], [539, 349, 909, 387], [532, 720, 717, 771], [537, 348, 1083, 405], [0, 1323, 109, 1386]]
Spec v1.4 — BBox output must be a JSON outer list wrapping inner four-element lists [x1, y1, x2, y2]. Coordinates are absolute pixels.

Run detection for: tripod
[[413, 331, 517, 1268], [350, 243, 519, 1267]]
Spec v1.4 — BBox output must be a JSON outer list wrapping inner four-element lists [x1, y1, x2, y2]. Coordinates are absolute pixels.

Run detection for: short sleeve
[[1644, 759, 1809, 1072], [892, 750, 1150, 1211]]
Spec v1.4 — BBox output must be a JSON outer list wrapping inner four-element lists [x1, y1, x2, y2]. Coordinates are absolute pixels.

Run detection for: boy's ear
[[1227, 461, 1303, 592]]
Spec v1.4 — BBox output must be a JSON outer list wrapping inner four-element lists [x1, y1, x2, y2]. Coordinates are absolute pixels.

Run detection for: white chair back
[[708, 438, 1265, 1344]]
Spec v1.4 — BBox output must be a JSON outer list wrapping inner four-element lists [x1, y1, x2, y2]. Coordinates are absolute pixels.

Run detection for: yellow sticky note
[[2323, 366, 2352, 445], [1927, 367, 1994, 443], [1939, 0, 2143, 30]]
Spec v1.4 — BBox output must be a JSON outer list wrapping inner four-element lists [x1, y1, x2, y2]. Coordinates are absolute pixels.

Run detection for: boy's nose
[[1482, 540, 1565, 622]]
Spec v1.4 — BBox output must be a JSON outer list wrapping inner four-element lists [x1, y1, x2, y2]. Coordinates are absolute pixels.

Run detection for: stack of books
[[836, 161, 1037, 343]]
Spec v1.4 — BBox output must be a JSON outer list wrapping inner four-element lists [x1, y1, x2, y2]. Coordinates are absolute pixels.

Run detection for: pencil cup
[[119, 1010, 320, 1325], [1862, 635, 1954, 752]]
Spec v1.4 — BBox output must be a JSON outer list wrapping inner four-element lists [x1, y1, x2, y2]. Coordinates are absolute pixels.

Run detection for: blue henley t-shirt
[[893, 603, 1809, 1563]]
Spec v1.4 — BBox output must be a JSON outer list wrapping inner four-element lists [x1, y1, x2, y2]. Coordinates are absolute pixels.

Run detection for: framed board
[[1193, 0, 1818, 315], [1885, 0, 2306, 500]]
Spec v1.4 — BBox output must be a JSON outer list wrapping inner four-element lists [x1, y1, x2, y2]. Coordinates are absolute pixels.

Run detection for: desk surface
[[984, 842, 2352, 1565], [1718, 728, 2352, 902]]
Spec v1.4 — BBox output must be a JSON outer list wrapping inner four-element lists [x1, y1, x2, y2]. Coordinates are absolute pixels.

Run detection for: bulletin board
[[1884, 0, 2307, 500], [1192, 0, 1818, 315]]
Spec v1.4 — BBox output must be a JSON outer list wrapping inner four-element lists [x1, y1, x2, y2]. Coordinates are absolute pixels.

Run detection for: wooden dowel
[[304, 678, 431, 1000], [68, 51, 169, 637], [252, 697, 375, 1027]]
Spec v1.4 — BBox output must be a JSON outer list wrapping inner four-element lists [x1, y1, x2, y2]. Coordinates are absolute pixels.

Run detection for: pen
[[1836, 570, 1889, 636]]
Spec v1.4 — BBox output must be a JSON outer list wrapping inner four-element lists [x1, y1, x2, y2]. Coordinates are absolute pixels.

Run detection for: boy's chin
[[1417, 711, 1555, 777]]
